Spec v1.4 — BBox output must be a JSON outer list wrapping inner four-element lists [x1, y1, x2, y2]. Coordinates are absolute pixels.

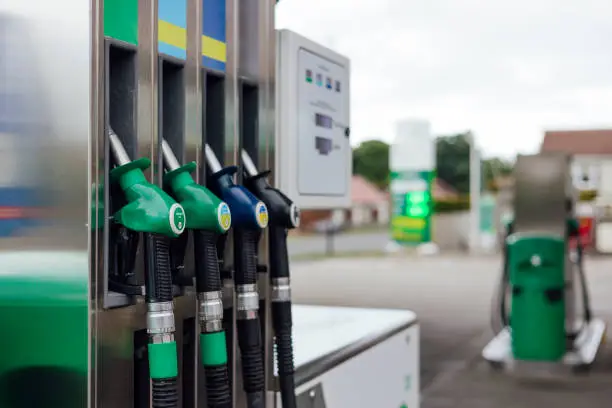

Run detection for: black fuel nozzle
[[241, 149, 298, 408], [205, 144, 268, 408]]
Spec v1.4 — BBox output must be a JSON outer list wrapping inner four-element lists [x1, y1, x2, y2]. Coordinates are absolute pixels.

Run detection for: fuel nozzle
[[205, 144, 268, 408], [242, 149, 298, 408], [161, 139, 232, 408], [108, 128, 185, 408]]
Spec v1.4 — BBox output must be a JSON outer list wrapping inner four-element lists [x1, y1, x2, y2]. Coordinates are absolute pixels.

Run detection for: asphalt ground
[[289, 254, 612, 407]]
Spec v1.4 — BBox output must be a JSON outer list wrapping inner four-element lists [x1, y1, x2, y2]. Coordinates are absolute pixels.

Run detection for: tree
[[482, 157, 513, 191], [436, 133, 472, 194], [352, 140, 390, 190], [436, 133, 514, 194]]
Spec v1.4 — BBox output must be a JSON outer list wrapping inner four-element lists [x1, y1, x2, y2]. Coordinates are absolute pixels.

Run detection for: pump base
[[482, 318, 606, 374]]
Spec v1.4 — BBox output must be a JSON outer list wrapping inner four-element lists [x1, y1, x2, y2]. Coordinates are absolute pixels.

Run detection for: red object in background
[[570, 217, 594, 249]]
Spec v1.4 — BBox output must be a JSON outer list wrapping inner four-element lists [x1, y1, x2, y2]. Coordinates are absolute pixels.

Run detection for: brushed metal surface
[[225, 0, 240, 405], [513, 153, 570, 237]]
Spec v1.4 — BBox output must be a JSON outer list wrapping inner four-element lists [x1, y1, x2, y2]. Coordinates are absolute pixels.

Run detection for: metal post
[[468, 132, 481, 253]]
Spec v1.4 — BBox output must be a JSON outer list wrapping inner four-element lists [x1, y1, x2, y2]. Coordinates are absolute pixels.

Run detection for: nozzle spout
[[241, 149, 259, 177], [204, 144, 223, 173], [108, 128, 131, 166], [161, 139, 181, 171]]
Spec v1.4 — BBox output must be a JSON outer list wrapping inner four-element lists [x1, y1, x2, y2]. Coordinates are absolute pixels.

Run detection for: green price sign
[[390, 170, 434, 245], [405, 191, 431, 218]]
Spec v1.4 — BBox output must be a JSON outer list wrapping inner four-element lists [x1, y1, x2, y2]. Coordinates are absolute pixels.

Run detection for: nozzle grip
[[193, 229, 222, 293], [269, 226, 290, 279], [233, 229, 260, 286]]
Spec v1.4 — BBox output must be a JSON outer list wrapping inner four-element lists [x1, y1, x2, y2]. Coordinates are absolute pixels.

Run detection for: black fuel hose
[[144, 233, 179, 408], [269, 225, 296, 408], [490, 224, 512, 334], [216, 232, 234, 386], [193, 230, 232, 408], [241, 155, 299, 408], [234, 228, 265, 408]]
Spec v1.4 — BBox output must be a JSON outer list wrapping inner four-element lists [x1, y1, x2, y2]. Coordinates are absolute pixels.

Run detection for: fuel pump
[[204, 144, 268, 408], [242, 150, 299, 408], [160, 139, 232, 408], [482, 153, 605, 373], [108, 128, 185, 407]]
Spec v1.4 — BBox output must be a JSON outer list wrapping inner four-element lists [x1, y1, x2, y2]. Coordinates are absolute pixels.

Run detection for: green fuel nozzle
[[161, 139, 232, 408], [108, 128, 184, 408], [242, 149, 298, 408]]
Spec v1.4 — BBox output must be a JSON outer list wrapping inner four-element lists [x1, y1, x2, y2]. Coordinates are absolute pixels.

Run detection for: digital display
[[315, 113, 333, 129]]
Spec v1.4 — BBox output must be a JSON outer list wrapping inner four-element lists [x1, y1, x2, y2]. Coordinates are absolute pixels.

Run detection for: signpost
[[390, 170, 434, 244], [390, 120, 435, 246]]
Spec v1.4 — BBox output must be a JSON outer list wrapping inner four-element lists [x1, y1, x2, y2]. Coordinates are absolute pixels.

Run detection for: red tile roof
[[351, 175, 388, 205], [541, 129, 612, 155]]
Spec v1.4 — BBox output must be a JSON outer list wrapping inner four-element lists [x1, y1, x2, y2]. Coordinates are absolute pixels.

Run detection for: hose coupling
[[271, 277, 291, 303], [236, 283, 259, 320], [198, 291, 224, 332], [147, 301, 176, 336]]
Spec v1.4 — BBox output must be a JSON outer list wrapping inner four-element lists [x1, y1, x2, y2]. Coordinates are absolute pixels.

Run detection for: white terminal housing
[[276, 29, 351, 209]]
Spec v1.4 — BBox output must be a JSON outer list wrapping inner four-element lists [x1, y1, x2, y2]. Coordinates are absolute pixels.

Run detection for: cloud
[[276, 0, 612, 158]]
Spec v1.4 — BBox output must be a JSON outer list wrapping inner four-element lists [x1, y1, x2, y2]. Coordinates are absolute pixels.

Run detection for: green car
[[0, 251, 88, 408]]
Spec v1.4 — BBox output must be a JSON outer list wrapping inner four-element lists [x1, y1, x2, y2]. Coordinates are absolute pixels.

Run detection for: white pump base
[[482, 318, 606, 374]]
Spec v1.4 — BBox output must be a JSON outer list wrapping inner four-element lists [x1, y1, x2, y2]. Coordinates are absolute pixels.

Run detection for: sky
[[276, 0, 612, 159]]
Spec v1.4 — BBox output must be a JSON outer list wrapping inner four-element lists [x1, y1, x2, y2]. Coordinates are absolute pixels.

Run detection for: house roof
[[352, 175, 388, 205], [432, 178, 459, 199], [541, 129, 612, 155]]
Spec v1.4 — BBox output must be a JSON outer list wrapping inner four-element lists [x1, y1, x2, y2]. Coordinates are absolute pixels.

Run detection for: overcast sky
[[277, 0, 612, 159]]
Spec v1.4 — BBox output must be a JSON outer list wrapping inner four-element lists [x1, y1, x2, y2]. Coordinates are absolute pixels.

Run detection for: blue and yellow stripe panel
[[157, 0, 226, 71]]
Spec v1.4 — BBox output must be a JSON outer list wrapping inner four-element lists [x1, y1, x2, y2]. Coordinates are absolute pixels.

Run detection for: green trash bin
[[508, 235, 566, 361]]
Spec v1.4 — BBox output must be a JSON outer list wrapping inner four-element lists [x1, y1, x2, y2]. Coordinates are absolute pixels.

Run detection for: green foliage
[[436, 133, 513, 194], [482, 157, 513, 191], [353, 135, 514, 194], [435, 133, 471, 194], [352, 140, 390, 189], [434, 196, 471, 213]]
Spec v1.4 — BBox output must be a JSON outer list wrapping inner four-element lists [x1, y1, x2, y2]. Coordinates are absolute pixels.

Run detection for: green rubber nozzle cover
[[200, 332, 228, 366], [164, 162, 231, 234], [507, 235, 566, 361], [148, 342, 179, 379], [110, 158, 186, 238]]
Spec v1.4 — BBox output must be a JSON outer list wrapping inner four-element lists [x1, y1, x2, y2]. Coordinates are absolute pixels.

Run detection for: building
[[297, 176, 459, 233], [541, 129, 612, 191]]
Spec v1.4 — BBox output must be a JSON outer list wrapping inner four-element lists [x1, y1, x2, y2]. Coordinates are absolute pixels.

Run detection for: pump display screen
[[315, 113, 333, 129]]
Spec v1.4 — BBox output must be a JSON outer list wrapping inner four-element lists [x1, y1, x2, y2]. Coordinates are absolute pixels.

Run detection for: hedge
[[434, 196, 470, 213]]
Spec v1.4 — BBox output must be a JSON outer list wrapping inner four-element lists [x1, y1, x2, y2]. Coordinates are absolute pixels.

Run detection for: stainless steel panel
[[257, 0, 276, 402], [91, 0, 105, 406], [238, 0, 260, 81], [225, 0, 240, 404], [513, 153, 570, 237], [137, 0, 159, 184], [186, 0, 203, 406], [186, 0, 203, 180], [95, 1, 197, 407]]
